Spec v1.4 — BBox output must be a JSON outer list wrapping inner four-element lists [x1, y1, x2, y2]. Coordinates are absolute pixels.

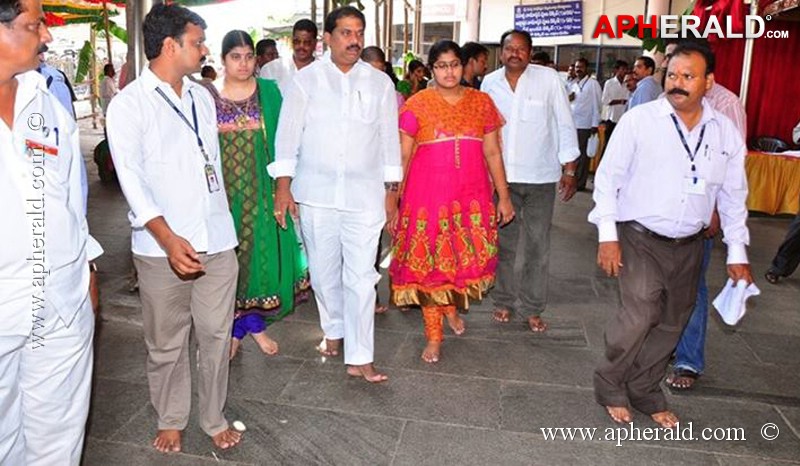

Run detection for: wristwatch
[[563, 169, 576, 177]]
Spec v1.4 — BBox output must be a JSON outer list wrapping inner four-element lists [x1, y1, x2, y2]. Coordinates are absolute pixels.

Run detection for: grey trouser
[[576, 129, 592, 190], [492, 182, 556, 317], [134, 249, 237, 436], [593, 224, 703, 415]]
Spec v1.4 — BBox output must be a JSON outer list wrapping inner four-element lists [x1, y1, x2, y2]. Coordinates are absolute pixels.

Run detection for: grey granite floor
[[79, 121, 800, 465]]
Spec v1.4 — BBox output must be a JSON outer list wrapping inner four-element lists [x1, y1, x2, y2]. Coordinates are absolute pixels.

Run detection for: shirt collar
[[140, 66, 198, 98], [655, 94, 718, 125], [321, 51, 366, 74], [14, 70, 47, 114]]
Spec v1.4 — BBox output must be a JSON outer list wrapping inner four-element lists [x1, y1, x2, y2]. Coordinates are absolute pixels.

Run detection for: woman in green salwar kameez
[[207, 30, 309, 358]]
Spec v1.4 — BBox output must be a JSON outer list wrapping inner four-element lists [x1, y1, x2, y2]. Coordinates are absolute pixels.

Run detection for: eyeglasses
[[432, 61, 461, 71]]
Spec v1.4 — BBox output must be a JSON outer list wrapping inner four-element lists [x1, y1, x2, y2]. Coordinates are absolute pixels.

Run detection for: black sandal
[[764, 271, 780, 284], [666, 368, 699, 390]]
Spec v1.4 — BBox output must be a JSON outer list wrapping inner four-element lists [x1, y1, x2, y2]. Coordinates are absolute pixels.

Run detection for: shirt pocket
[[700, 146, 728, 186], [520, 98, 546, 123], [354, 90, 378, 123]]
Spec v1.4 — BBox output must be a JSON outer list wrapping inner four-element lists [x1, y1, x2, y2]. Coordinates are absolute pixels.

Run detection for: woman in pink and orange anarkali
[[388, 40, 515, 364]]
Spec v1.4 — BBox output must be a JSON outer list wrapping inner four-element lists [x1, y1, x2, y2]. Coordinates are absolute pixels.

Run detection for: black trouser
[[576, 129, 592, 190], [594, 223, 704, 415], [768, 208, 800, 278]]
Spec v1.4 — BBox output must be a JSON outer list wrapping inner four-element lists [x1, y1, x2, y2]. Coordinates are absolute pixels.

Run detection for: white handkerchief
[[87, 234, 104, 261], [712, 279, 760, 325]]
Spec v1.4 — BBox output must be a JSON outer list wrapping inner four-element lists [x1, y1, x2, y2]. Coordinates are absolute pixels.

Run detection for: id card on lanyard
[[155, 87, 220, 193]]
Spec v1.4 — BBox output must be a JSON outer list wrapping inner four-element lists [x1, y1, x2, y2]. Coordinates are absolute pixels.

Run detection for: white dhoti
[[299, 205, 384, 365], [0, 296, 94, 466]]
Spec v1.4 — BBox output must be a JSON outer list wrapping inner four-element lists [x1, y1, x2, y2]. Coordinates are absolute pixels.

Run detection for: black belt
[[623, 221, 704, 246]]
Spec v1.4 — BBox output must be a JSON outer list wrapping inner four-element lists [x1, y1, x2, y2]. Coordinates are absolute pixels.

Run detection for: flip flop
[[666, 368, 698, 390], [492, 308, 512, 323]]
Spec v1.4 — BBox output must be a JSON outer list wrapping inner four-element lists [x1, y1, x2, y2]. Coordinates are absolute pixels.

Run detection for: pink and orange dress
[[389, 87, 504, 311]]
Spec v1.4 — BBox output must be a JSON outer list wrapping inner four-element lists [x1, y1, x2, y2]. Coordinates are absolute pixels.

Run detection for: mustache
[[668, 88, 689, 97], [347, 44, 361, 52]]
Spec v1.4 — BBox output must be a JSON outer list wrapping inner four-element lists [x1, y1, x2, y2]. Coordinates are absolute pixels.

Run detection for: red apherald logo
[[592, 14, 773, 39]]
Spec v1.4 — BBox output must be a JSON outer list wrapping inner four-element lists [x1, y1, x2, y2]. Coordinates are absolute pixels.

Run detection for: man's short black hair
[[671, 41, 716, 75], [256, 38, 277, 56], [460, 42, 488, 65], [636, 55, 656, 72], [500, 29, 532, 51], [0, 0, 22, 24], [201, 65, 215, 78], [575, 57, 589, 67], [614, 59, 629, 70], [323, 6, 365, 35], [142, 3, 207, 61], [531, 51, 551, 63], [293, 18, 318, 38]]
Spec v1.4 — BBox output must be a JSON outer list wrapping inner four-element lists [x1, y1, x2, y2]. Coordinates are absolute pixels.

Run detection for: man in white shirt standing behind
[[600, 60, 629, 140], [260, 18, 317, 93], [482, 29, 579, 333], [270, 6, 401, 383], [570, 57, 602, 191], [1, 1, 97, 463], [107, 3, 242, 453], [589, 41, 752, 429]]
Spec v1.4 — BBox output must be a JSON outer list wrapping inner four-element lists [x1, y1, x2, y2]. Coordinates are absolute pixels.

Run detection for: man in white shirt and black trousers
[[589, 41, 752, 428], [270, 6, 401, 383], [107, 3, 242, 453]]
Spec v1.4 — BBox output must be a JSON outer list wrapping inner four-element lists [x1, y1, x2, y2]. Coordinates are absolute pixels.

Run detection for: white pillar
[[132, 0, 154, 78], [459, 0, 480, 44]]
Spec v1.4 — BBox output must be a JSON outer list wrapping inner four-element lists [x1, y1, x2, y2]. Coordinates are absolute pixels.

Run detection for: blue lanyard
[[670, 114, 706, 184], [155, 87, 209, 163]]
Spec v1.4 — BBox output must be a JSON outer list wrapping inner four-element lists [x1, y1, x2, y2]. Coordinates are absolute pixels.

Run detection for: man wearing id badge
[[588, 42, 752, 429], [1, 0, 100, 463], [106, 4, 241, 454]]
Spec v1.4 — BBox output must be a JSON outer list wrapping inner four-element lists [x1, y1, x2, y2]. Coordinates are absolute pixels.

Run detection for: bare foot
[[229, 338, 241, 360], [528, 316, 548, 333], [375, 303, 389, 314], [318, 338, 342, 357], [421, 341, 441, 363], [346, 363, 389, 383], [152, 429, 182, 453], [492, 308, 512, 323], [651, 411, 679, 429], [605, 406, 633, 424], [251, 331, 279, 355], [212, 427, 242, 450], [444, 312, 465, 336]]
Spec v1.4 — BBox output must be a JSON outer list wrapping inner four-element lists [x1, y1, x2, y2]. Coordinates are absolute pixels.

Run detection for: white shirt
[[106, 67, 237, 257], [268, 54, 402, 212], [601, 76, 629, 123], [569, 75, 602, 129], [794, 120, 800, 144], [1, 71, 90, 334], [589, 97, 750, 264], [259, 56, 302, 94], [100, 76, 118, 115], [481, 64, 579, 184]]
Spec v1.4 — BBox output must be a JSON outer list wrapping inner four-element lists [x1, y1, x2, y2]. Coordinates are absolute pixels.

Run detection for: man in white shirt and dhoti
[[1, 0, 97, 463], [270, 6, 402, 383]]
